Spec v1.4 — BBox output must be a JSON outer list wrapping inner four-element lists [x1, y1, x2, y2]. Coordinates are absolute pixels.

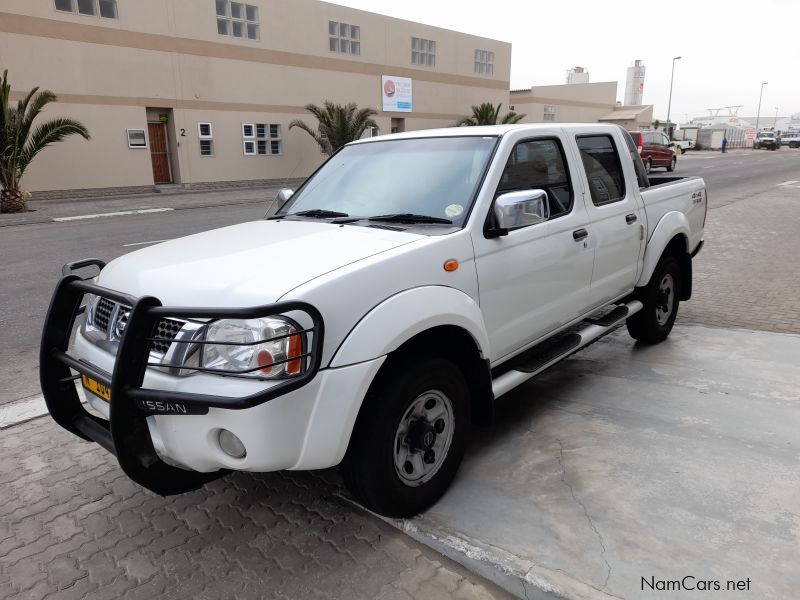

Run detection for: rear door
[[574, 131, 644, 308], [472, 133, 594, 361]]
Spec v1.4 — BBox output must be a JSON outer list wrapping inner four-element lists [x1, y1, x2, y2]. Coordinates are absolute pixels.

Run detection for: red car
[[628, 130, 677, 173]]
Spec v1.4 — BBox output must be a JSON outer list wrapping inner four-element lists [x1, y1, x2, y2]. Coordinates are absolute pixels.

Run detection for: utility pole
[[666, 56, 681, 135], [774, 107, 779, 128], [755, 81, 768, 132]]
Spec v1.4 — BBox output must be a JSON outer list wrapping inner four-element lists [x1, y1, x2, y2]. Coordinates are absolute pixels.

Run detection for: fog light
[[218, 429, 246, 459]]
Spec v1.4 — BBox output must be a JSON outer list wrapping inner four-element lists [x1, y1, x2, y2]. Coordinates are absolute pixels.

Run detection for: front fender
[[329, 286, 490, 368], [636, 211, 690, 288]]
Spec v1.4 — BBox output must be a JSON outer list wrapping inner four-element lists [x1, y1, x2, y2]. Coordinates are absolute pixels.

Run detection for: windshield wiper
[[286, 209, 350, 218], [368, 213, 453, 225]]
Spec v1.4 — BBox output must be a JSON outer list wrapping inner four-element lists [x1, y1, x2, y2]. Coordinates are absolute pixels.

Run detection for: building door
[[148, 122, 172, 183]]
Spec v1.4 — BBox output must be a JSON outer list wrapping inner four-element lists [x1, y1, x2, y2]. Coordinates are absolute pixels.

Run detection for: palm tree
[[457, 102, 525, 126], [0, 70, 90, 213], [289, 101, 377, 155]]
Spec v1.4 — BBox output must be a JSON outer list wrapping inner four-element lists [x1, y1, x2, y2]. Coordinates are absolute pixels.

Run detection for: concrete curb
[[0, 384, 85, 429], [385, 517, 621, 600]]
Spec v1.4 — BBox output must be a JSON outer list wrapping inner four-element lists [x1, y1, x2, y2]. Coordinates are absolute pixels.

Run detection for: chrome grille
[[94, 297, 114, 332], [151, 318, 184, 354], [90, 299, 185, 355]]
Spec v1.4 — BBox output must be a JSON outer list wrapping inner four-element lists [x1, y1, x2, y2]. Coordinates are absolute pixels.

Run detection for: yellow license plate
[[81, 374, 111, 402]]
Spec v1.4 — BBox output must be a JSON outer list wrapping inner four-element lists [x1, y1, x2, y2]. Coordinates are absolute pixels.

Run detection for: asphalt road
[[1, 148, 799, 404], [671, 147, 800, 208]]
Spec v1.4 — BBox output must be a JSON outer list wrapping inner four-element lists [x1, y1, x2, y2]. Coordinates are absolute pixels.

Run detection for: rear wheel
[[626, 255, 681, 344], [645, 158, 652, 174], [342, 356, 470, 517], [666, 156, 676, 172]]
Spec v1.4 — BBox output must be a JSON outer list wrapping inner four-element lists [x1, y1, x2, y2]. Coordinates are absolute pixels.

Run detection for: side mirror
[[266, 188, 294, 217], [488, 190, 549, 237], [275, 188, 294, 204]]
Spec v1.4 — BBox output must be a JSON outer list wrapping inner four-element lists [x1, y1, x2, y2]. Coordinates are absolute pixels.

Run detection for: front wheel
[[667, 156, 676, 172], [626, 255, 681, 344], [342, 356, 470, 517], [645, 158, 652, 174]]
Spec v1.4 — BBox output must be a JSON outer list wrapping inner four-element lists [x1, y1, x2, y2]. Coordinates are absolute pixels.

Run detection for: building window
[[329, 21, 361, 55], [55, 0, 117, 18], [198, 122, 213, 138], [474, 49, 494, 75], [216, 1, 259, 40], [244, 122, 282, 155], [200, 140, 214, 156], [543, 105, 556, 122], [127, 129, 147, 148], [370, 126, 380, 137], [411, 37, 436, 67], [198, 122, 214, 156]]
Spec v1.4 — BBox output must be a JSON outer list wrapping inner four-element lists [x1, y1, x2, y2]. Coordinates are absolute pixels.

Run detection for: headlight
[[200, 317, 304, 379]]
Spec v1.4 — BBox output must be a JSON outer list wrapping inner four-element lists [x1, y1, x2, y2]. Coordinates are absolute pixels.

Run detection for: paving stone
[[0, 419, 509, 599]]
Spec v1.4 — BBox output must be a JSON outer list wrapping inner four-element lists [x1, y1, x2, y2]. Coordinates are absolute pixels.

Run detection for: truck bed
[[641, 175, 705, 253]]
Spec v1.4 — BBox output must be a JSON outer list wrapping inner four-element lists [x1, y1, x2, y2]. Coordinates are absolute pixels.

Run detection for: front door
[[148, 122, 171, 184], [472, 135, 595, 362]]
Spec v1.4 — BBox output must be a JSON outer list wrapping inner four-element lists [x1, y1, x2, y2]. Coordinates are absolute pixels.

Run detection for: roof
[[599, 106, 651, 121], [348, 123, 622, 145]]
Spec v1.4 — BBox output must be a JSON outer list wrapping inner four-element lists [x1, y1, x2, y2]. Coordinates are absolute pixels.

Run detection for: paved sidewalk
[[678, 183, 800, 334], [0, 418, 511, 600]]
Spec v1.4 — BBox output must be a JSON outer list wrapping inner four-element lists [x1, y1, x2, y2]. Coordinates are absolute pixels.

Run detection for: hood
[[98, 220, 422, 306]]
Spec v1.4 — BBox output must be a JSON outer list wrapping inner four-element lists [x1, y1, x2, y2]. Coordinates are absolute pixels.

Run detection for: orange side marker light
[[443, 259, 459, 272]]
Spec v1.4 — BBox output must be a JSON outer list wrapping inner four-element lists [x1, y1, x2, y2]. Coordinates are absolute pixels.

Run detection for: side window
[[620, 127, 649, 188], [496, 138, 573, 219], [662, 134, 671, 146], [576, 135, 627, 205]]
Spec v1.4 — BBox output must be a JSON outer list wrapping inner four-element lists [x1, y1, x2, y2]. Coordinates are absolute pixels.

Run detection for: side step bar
[[491, 300, 643, 399]]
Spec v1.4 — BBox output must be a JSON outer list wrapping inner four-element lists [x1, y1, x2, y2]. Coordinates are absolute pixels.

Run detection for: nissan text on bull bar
[[41, 124, 706, 517]]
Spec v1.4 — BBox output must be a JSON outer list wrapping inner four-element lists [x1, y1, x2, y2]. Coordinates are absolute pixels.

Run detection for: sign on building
[[745, 128, 756, 141], [382, 76, 412, 112]]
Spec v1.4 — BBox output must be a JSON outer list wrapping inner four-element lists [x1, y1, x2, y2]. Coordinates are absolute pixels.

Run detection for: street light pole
[[666, 56, 681, 133], [774, 107, 779, 128], [755, 81, 768, 132]]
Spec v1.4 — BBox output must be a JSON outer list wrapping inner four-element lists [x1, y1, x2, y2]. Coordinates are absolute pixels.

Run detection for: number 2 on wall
[[180, 128, 186, 137]]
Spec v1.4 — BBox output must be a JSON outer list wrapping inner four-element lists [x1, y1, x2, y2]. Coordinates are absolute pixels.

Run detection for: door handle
[[626, 213, 638, 224], [572, 228, 588, 241]]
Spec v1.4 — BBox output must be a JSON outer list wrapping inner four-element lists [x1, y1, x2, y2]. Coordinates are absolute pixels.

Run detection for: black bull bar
[[39, 259, 324, 495]]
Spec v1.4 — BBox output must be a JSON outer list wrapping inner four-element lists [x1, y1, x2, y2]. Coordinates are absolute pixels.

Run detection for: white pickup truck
[[41, 124, 706, 517]]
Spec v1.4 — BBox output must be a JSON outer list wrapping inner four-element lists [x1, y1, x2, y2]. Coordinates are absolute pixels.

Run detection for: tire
[[645, 158, 652, 174], [626, 255, 681, 344], [666, 156, 676, 172], [342, 356, 470, 517]]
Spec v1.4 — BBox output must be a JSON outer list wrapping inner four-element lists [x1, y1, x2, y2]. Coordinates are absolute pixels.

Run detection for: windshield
[[758, 132, 775, 138], [276, 136, 498, 226]]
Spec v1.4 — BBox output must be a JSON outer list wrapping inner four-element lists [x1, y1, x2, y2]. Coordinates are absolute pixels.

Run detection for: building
[[624, 60, 645, 106], [510, 82, 653, 130], [0, 0, 510, 193], [565, 66, 589, 85]]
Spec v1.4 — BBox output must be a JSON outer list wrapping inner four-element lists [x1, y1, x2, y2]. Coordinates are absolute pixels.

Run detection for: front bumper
[[40, 259, 325, 495]]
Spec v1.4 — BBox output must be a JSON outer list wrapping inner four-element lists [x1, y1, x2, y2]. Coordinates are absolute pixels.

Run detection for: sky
[[332, 0, 800, 122]]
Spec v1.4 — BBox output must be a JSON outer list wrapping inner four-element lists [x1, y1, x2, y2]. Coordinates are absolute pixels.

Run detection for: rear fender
[[637, 211, 690, 288]]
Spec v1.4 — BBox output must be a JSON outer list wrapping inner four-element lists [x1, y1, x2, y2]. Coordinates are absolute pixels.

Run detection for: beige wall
[[511, 82, 618, 124], [0, 1, 511, 191], [22, 104, 154, 190]]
